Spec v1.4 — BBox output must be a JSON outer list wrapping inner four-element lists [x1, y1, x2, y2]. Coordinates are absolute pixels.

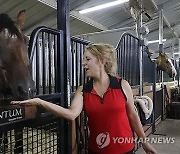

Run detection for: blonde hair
[[86, 43, 117, 76]]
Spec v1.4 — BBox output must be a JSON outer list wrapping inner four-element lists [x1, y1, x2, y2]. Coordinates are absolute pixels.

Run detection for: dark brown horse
[[0, 10, 36, 153]]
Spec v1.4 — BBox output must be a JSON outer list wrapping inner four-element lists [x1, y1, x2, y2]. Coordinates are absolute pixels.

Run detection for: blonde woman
[[12, 43, 156, 154]]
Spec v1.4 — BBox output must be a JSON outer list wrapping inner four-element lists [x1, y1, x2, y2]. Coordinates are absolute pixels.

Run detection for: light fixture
[[79, 0, 129, 14], [148, 39, 166, 44]]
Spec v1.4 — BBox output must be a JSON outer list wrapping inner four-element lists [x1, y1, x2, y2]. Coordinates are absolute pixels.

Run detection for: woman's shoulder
[[113, 75, 130, 88], [114, 75, 127, 83]]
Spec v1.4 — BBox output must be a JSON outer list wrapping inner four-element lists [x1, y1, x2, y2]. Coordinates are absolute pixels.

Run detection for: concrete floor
[[136, 119, 180, 154]]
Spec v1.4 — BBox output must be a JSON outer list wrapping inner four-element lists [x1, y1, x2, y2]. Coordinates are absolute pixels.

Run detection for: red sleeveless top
[[82, 75, 135, 154]]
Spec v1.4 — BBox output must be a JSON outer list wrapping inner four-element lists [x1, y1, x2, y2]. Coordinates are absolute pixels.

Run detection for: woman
[[11, 43, 156, 154]]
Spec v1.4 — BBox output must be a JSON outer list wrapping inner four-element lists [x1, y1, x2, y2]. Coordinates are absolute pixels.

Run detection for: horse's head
[[0, 10, 36, 100], [156, 53, 177, 78]]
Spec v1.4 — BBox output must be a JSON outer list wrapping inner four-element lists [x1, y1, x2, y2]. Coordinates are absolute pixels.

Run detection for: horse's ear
[[164, 53, 168, 57], [159, 52, 163, 56], [15, 10, 26, 29]]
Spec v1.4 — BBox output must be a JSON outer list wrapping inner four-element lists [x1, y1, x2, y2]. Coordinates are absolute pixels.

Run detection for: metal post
[[159, 9, 163, 46], [136, 0, 143, 96], [152, 62, 156, 133], [159, 8, 166, 120], [57, 0, 72, 153], [178, 39, 180, 87], [172, 37, 176, 84], [159, 8, 164, 83]]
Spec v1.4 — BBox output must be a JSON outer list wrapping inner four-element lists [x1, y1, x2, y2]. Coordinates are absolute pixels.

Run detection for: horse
[[145, 47, 177, 78], [0, 10, 36, 153], [155, 52, 177, 78]]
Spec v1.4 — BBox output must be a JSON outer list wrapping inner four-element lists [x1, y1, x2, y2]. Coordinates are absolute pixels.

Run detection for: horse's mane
[[0, 13, 22, 39]]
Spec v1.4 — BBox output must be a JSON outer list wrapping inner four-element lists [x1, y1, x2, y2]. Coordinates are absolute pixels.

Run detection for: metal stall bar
[[159, 8, 167, 120], [48, 33, 52, 93], [42, 32, 47, 94], [57, 0, 71, 153], [29, 26, 64, 153], [152, 62, 157, 133], [178, 39, 180, 87], [116, 33, 140, 86]]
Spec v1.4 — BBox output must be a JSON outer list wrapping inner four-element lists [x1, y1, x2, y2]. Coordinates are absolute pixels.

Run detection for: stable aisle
[[136, 119, 180, 154]]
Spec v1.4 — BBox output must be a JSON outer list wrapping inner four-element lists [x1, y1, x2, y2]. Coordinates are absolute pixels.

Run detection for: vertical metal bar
[[27, 127, 29, 153], [159, 9, 164, 83], [32, 127, 33, 153], [37, 128, 38, 153], [80, 44, 83, 85], [123, 37, 126, 77], [36, 37, 40, 95], [54, 35, 57, 93], [129, 36, 132, 84], [172, 37, 175, 82], [178, 39, 180, 87], [126, 35, 130, 81], [83, 45, 86, 84], [159, 9, 163, 46], [137, 0, 143, 96], [41, 125, 43, 153], [159, 8, 166, 120], [71, 41, 75, 92], [57, 0, 71, 153], [45, 125, 47, 153], [42, 32, 46, 94], [75, 42, 79, 89], [10, 130, 12, 153], [119, 45, 122, 76], [48, 33, 52, 93], [116, 47, 119, 75], [53, 122, 55, 153], [121, 40, 123, 77], [137, 40, 140, 86], [130, 37, 134, 85], [152, 62, 156, 133]]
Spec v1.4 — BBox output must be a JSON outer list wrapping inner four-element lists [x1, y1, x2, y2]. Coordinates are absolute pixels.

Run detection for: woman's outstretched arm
[[11, 86, 84, 121]]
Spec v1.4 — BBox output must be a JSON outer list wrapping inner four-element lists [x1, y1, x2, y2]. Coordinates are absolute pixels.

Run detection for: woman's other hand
[[142, 142, 157, 154]]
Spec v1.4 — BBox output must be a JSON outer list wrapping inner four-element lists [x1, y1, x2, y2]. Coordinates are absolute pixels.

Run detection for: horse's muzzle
[[169, 72, 176, 78], [17, 86, 36, 100], [28, 88, 37, 98]]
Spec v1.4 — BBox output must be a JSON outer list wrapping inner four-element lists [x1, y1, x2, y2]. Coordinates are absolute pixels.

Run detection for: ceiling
[[0, 0, 180, 58]]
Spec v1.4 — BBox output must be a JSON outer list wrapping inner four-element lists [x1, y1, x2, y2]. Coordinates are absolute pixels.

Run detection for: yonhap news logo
[[96, 132, 175, 148], [96, 132, 110, 148], [113, 136, 175, 144]]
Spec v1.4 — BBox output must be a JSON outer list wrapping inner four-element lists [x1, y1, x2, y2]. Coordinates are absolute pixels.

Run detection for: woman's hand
[[142, 142, 157, 154], [11, 98, 41, 106]]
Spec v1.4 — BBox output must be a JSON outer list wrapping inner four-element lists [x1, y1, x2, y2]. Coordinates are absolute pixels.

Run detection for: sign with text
[[0, 105, 25, 124]]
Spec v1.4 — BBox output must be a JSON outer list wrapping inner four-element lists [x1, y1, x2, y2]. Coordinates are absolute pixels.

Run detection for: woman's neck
[[93, 72, 110, 98], [93, 72, 109, 85]]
